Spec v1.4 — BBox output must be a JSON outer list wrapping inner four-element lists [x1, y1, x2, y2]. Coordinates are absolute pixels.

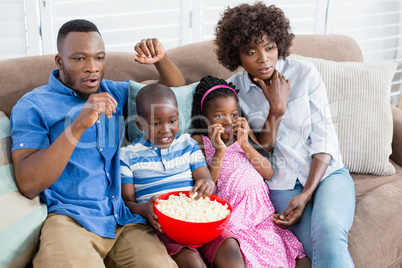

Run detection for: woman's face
[[239, 34, 278, 82]]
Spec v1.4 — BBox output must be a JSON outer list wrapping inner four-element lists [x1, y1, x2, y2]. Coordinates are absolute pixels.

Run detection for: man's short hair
[[57, 19, 100, 52]]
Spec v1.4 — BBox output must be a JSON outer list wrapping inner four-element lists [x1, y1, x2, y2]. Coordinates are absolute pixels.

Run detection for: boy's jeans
[[270, 167, 355, 268]]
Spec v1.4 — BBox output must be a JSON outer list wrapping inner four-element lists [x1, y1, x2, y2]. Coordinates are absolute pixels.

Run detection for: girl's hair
[[215, 2, 294, 71], [191, 75, 239, 135]]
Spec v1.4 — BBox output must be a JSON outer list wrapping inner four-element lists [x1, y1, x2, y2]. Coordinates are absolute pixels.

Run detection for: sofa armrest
[[391, 105, 402, 166]]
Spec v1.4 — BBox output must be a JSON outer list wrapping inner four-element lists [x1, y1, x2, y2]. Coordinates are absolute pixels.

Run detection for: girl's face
[[204, 96, 239, 141], [239, 34, 278, 83]]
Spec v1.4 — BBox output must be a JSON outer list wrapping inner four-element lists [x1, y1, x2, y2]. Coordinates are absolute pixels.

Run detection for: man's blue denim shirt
[[10, 69, 145, 238]]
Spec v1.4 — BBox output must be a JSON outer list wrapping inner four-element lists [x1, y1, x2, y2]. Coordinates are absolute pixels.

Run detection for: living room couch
[[1, 34, 402, 268]]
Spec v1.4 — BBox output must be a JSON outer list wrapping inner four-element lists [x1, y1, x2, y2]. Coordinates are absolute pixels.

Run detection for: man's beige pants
[[33, 213, 177, 268]]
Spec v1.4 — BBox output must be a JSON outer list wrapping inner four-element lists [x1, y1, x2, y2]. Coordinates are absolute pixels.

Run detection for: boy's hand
[[233, 117, 250, 147], [142, 195, 163, 232], [134, 38, 166, 64], [191, 178, 215, 199], [253, 70, 290, 117]]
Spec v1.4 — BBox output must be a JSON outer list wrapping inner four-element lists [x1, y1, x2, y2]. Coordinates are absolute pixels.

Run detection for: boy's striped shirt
[[120, 133, 206, 204]]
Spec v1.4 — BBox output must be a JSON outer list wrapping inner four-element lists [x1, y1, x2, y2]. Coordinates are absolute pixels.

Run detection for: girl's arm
[[121, 183, 162, 232], [235, 117, 273, 180], [272, 153, 331, 228], [192, 132, 225, 184]]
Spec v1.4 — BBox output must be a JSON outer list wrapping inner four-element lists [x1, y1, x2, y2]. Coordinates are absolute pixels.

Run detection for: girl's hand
[[233, 117, 250, 147], [143, 195, 163, 232], [208, 124, 226, 151], [253, 70, 290, 116], [271, 193, 310, 229], [133, 38, 166, 64]]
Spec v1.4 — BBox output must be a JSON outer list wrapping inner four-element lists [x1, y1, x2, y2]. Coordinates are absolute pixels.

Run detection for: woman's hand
[[254, 70, 290, 116], [272, 193, 310, 229], [208, 123, 226, 152], [233, 117, 250, 147], [141, 195, 163, 232], [133, 38, 166, 64]]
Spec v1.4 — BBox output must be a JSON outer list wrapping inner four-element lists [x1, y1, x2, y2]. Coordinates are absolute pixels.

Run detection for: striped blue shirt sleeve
[[188, 138, 207, 171], [120, 148, 134, 184]]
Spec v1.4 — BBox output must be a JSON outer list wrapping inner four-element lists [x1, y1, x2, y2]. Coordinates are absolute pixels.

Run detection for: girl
[[191, 75, 306, 268], [214, 2, 356, 267]]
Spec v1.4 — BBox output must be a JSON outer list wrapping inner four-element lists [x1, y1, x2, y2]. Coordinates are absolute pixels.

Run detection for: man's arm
[[134, 38, 185, 87], [12, 93, 117, 199]]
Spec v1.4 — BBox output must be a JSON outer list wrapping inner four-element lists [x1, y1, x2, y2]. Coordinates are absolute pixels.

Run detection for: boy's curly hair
[[214, 2, 294, 71]]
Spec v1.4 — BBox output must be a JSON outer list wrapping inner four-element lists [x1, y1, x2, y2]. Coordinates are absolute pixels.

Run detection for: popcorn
[[156, 193, 230, 222]]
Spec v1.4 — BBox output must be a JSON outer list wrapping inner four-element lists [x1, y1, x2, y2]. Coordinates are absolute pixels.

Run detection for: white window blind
[[39, 0, 189, 54], [0, 0, 28, 60], [1, 0, 401, 105], [326, 0, 402, 106]]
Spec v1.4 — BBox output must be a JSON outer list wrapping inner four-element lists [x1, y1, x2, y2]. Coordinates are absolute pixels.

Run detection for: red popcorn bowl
[[154, 191, 232, 247]]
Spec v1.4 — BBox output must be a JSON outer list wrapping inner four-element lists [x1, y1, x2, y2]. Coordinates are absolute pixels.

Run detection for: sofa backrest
[[0, 34, 363, 118]]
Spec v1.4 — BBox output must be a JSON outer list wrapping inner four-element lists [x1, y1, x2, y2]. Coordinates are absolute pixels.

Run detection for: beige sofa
[[1, 35, 402, 268]]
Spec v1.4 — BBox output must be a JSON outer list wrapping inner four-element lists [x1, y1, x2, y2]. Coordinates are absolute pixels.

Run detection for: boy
[[120, 83, 245, 268]]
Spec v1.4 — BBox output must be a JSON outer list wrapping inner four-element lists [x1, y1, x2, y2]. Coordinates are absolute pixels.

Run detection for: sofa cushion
[[349, 162, 402, 267], [0, 111, 47, 267], [127, 80, 199, 142], [289, 54, 397, 176]]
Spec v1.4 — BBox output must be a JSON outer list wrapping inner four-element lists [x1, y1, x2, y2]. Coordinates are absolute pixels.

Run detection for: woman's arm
[[272, 153, 331, 229], [253, 70, 290, 151]]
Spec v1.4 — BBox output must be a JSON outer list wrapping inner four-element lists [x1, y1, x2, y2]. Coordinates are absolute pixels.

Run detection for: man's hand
[[134, 38, 165, 64], [272, 193, 310, 229], [74, 92, 117, 130], [253, 70, 290, 116]]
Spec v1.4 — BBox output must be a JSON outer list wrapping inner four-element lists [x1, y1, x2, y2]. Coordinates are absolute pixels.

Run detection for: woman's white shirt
[[227, 58, 344, 190]]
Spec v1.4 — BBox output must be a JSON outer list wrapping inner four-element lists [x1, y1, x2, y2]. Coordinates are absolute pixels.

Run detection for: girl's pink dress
[[201, 135, 306, 268]]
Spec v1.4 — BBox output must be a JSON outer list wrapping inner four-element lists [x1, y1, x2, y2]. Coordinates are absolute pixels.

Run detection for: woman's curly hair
[[215, 2, 294, 71]]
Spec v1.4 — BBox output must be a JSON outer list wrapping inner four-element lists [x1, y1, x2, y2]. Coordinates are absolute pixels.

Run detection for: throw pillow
[[0, 111, 47, 267], [289, 54, 397, 175], [127, 80, 199, 142]]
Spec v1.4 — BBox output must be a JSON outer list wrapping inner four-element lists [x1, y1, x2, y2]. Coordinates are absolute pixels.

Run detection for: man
[[10, 19, 184, 267]]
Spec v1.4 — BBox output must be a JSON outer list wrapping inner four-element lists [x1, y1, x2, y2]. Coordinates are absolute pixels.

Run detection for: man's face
[[55, 31, 105, 99]]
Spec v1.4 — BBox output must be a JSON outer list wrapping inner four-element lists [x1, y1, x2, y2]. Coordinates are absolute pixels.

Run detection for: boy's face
[[136, 99, 179, 149], [55, 31, 106, 99], [239, 34, 278, 83]]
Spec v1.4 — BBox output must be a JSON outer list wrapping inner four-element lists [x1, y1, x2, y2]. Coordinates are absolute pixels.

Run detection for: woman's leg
[[310, 167, 355, 268], [269, 181, 313, 259]]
